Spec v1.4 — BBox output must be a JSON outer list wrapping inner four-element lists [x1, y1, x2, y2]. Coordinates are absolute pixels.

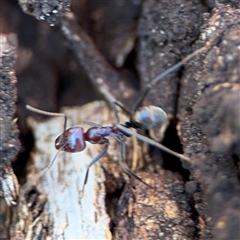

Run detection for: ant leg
[[83, 121, 102, 128], [130, 42, 215, 117], [117, 135, 152, 189], [111, 102, 120, 124], [130, 87, 151, 117], [149, 45, 208, 87], [46, 145, 66, 170], [22, 145, 65, 194], [113, 101, 132, 116], [81, 140, 109, 197], [112, 101, 135, 124], [26, 105, 68, 132], [116, 123, 191, 163]]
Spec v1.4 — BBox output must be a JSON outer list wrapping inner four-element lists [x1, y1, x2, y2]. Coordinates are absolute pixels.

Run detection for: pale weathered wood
[[12, 101, 113, 239]]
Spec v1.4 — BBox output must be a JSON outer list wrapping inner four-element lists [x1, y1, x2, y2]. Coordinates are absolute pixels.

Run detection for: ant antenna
[[117, 134, 152, 188], [26, 105, 67, 132]]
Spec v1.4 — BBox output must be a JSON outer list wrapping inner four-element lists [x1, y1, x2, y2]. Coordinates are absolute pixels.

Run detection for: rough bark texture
[[0, 33, 20, 238], [18, 0, 71, 25], [0, 0, 239, 239], [178, 5, 240, 239], [0, 34, 20, 165]]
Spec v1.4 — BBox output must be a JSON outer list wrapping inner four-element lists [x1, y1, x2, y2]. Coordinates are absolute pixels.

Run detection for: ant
[[26, 103, 166, 193], [26, 96, 187, 194], [26, 40, 213, 194]]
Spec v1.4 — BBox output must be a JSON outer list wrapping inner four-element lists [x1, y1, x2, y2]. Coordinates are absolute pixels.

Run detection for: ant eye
[[133, 106, 167, 130]]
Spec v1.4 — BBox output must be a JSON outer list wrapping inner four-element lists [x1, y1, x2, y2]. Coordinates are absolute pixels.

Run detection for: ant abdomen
[[55, 126, 86, 152], [132, 106, 168, 130]]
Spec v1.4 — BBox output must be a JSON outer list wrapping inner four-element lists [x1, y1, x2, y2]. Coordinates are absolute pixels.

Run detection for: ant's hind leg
[[80, 141, 109, 198], [118, 136, 152, 189], [117, 123, 192, 164], [119, 160, 152, 189]]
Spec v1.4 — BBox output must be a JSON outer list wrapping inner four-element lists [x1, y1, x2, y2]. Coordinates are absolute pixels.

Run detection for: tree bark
[[1, 1, 239, 239]]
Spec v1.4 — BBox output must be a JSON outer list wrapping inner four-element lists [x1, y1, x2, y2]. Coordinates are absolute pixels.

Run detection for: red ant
[[26, 96, 190, 194], [26, 43, 209, 193], [26, 103, 167, 192]]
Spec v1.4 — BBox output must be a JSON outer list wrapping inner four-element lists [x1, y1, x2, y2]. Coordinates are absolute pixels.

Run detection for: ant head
[[132, 106, 168, 130], [55, 126, 86, 153]]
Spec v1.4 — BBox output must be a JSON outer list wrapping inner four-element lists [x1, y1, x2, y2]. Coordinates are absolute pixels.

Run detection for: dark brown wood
[[0, 33, 20, 239]]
